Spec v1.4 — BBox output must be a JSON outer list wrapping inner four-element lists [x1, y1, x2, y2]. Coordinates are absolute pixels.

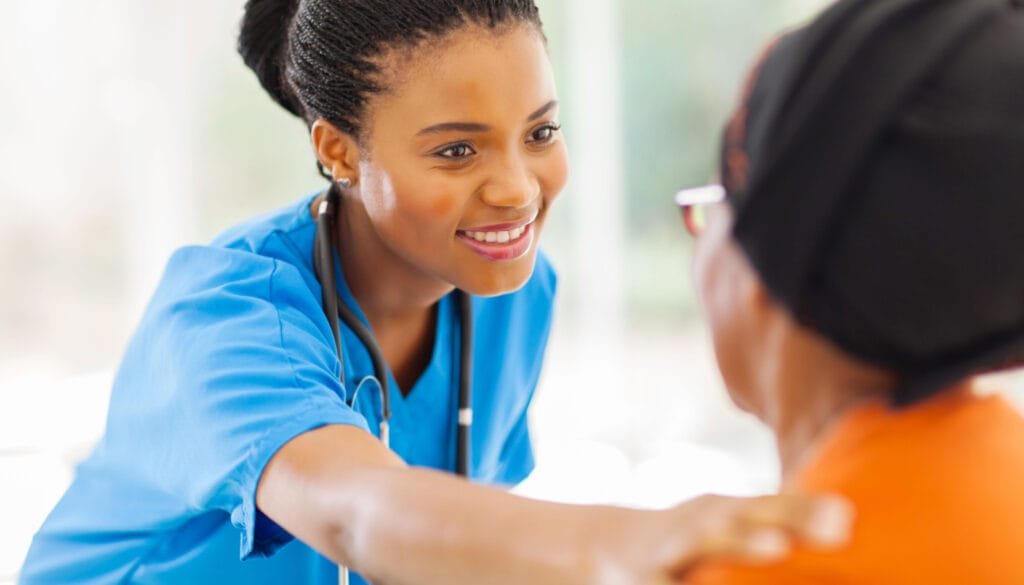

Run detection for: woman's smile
[[456, 214, 537, 261]]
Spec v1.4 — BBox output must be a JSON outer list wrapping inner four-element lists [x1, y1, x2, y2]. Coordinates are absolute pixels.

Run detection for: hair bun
[[238, 0, 304, 117]]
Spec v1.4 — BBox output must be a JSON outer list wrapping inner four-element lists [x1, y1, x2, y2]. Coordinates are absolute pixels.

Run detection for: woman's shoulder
[[208, 192, 320, 262], [152, 193, 322, 307]]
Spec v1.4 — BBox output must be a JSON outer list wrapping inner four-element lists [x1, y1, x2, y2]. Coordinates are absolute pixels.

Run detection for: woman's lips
[[456, 220, 536, 261]]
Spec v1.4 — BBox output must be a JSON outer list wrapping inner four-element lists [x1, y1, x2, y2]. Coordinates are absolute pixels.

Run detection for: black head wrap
[[721, 0, 1024, 405]]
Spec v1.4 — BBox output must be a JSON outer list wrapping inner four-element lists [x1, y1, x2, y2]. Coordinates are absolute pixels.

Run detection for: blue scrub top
[[20, 194, 557, 584]]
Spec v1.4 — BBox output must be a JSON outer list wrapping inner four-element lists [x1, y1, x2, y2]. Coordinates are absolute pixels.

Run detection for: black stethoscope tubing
[[312, 185, 473, 477]]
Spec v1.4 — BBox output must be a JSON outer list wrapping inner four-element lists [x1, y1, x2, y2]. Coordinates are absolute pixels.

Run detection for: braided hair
[[238, 0, 544, 142]]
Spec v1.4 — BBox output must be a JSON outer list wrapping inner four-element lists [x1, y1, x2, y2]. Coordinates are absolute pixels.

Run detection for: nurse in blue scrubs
[[20, 1, 851, 584]]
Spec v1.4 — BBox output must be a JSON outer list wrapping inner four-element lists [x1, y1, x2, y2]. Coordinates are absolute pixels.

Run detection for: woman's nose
[[479, 155, 539, 208]]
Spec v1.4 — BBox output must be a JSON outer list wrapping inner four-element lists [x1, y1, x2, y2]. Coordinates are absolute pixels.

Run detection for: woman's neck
[[770, 383, 879, 477], [325, 196, 453, 394], [332, 197, 454, 326], [758, 325, 894, 477]]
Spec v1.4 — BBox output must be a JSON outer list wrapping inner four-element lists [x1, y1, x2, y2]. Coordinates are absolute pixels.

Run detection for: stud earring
[[337, 177, 351, 190]]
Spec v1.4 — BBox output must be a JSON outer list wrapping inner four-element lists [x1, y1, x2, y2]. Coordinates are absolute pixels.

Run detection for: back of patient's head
[[720, 0, 1024, 405]]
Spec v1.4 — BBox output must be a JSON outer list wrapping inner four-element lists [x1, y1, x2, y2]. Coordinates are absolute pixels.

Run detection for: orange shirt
[[688, 388, 1024, 585]]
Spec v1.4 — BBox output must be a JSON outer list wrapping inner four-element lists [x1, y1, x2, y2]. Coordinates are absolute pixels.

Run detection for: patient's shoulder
[[689, 391, 1024, 585]]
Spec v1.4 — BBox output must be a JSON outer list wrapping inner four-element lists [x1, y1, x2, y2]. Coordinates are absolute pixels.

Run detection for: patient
[[675, 0, 1024, 582]]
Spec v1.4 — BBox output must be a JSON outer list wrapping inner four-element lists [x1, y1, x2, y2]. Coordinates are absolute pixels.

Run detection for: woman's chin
[[456, 259, 537, 298]]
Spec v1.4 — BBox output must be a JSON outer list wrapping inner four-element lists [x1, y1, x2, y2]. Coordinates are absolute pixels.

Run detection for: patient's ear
[[738, 255, 783, 335], [749, 275, 772, 313]]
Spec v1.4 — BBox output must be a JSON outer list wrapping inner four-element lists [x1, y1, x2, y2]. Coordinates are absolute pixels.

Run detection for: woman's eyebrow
[[416, 100, 560, 136], [417, 122, 490, 136], [527, 99, 558, 122]]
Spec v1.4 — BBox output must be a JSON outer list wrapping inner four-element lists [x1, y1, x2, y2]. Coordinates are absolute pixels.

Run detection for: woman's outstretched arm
[[257, 424, 850, 585]]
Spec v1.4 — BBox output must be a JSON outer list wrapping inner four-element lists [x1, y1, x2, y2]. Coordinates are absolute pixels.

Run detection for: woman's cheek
[[542, 144, 570, 202], [357, 167, 398, 218], [693, 225, 743, 392], [423, 186, 463, 218], [378, 172, 460, 230]]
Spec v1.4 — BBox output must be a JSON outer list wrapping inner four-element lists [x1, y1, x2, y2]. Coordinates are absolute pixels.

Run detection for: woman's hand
[[588, 492, 853, 585]]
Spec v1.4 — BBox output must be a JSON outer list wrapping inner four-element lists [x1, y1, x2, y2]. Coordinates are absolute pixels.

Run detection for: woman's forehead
[[368, 25, 556, 130]]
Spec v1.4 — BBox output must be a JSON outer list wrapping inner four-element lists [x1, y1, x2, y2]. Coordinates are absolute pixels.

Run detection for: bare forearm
[[257, 425, 633, 584], [258, 425, 852, 585], [330, 466, 627, 585]]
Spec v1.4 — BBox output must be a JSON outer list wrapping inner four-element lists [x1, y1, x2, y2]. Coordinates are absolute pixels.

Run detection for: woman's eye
[[529, 123, 561, 144], [435, 143, 476, 160]]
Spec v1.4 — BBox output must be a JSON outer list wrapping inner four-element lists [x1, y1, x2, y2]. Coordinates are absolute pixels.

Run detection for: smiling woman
[[17, 1, 850, 584], [310, 24, 567, 303]]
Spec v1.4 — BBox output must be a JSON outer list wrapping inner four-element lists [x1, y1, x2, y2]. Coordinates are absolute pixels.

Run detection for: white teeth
[[463, 223, 532, 244]]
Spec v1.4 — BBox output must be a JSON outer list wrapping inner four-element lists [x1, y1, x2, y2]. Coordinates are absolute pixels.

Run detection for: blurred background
[[4, 0, 1020, 582]]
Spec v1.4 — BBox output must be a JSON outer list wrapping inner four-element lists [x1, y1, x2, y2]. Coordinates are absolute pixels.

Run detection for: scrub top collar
[[327, 249, 460, 447]]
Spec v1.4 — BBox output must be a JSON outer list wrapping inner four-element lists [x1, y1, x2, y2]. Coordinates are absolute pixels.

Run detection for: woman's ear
[[744, 261, 785, 340], [748, 272, 772, 316], [311, 119, 361, 184]]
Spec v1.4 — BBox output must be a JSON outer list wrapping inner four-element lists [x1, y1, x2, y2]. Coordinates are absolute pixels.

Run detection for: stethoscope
[[312, 180, 474, 473], [312, 181, 475, 584]]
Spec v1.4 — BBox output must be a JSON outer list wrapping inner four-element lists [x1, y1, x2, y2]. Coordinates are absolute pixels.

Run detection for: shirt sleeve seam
[[266, 258, 331, 411]]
